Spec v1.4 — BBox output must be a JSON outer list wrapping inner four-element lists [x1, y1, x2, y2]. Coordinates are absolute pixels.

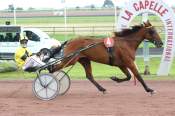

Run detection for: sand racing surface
[[0, 80, 175, 116]]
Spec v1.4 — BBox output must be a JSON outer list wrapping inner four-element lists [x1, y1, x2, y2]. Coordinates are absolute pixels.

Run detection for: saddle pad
[[104, 37, 114, 48]]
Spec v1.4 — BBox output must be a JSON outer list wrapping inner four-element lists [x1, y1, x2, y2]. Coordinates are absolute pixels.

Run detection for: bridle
[[145, 25, 163, 47]]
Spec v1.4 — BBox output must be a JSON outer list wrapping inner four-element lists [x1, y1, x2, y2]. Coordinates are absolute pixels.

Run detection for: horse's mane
[[114, 24, 143, 37]]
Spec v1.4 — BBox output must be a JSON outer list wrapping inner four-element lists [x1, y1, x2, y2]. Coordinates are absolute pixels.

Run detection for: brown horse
[[48, 20, 163, 94]]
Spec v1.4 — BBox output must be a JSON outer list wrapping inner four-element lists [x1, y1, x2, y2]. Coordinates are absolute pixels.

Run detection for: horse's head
[[36, 48, 52, 63], [143, 20, 163, 48]]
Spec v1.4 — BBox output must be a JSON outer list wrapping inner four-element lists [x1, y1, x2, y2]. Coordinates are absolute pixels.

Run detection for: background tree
[[102, 0, 114, 8], [90, 4, 95, 9], [8, 4, 14, 12], [16, 7, 23, 11], [28, 7, 35, 11], [75, 6, 80, 10]]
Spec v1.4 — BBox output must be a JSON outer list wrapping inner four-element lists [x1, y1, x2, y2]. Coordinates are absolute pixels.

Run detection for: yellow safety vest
[[14, 47, 32, 69]]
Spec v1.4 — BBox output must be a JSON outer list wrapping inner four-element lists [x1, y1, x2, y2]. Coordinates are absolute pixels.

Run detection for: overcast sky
[[0, 0, 174, 10]]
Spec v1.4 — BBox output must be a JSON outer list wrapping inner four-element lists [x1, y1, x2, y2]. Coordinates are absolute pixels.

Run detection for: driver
[[15, 34, 61, 72], [14, 34, 32, 69], [15, 35, 48, 72]]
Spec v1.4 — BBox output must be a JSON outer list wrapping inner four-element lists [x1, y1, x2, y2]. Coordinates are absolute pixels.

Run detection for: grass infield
[[0, 57, 174, 80]]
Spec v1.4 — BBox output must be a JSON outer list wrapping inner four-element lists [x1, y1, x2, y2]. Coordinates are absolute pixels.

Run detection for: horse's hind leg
[[78, 58, 106, 93], [111, 66, 132, 83]]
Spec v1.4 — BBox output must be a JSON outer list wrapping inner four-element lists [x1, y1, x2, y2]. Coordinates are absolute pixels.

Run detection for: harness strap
[[107, 47, 115, 66], [104, 37, 115, 66]]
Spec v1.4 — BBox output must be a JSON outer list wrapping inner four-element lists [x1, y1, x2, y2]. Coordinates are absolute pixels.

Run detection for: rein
[[57, 42, 103, 74]]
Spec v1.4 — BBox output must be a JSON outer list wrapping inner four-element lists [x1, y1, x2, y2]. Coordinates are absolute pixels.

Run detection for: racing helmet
[[20, 34, 28, 41], [20, 34, 28, 48]]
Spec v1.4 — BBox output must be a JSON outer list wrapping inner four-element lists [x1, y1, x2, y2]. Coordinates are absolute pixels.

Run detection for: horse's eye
[[149, 30, 155, 35]]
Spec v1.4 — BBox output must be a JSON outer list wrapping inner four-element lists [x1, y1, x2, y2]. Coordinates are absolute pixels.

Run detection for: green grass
[[65, 57, 175, 80], [49, 33, 77, 41], [0, 16, 115, 25], [0, 57, 174, 80], [0, 71, 36, 80], [0, 15, 161, 25], [49, 33, 108, 41]]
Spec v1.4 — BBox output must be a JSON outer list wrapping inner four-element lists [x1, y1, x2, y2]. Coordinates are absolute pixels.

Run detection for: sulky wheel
[[53, 70, 71, 95], [32, 73, 60, 100]]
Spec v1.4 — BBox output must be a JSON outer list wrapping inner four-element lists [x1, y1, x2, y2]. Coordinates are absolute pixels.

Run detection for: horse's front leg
[[110, 66, 131, 83], [128, 61, 155, 94]]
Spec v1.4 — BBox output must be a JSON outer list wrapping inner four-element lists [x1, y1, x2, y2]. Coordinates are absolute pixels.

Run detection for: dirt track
[[0, 80, 175, 116]]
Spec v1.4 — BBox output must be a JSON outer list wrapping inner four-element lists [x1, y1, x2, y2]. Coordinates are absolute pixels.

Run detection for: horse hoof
[[150, 90, 157, 96], [99, 88, 106, 94], [110, 76, 122, 83], [110, 77, 118, 82], [103, 91, 107, 94]]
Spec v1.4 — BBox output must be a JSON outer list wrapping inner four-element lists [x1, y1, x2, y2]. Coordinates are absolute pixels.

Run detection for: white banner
[[117, 0, 175, 76]]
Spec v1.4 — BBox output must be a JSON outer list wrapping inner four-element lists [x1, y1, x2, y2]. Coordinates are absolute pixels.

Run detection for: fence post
[[73, 26, 75, 34], [142, 13, 150, 75], [92, 26, 94, 35], [53, 27, 55, 35]]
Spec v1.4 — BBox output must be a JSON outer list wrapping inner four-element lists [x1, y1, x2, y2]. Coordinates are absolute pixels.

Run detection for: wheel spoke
[[44, 76, 47, 85], [46, 88, 48, 98], [46, 78, 55, 87], [59, 75, 66, 81], [36, 87, 45, 93], [36, 80, 44, 86], [47, 86, 57, 93], [36, 79, 46, 88], [38, 77, 46, 87]]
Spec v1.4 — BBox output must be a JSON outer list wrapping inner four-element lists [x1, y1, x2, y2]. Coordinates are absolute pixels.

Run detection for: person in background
[[14, 34, 32, 69]]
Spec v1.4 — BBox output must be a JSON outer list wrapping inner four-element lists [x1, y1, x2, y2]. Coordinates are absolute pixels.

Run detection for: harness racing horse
[[40, 20, 163, 95]]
